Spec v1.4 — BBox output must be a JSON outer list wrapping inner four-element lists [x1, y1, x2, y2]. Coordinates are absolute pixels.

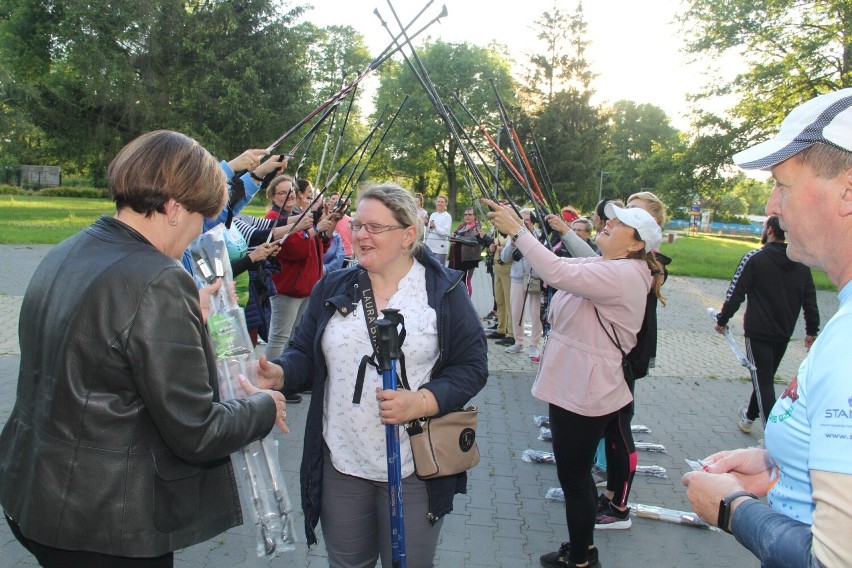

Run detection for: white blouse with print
[[321, 260, 439, 481]]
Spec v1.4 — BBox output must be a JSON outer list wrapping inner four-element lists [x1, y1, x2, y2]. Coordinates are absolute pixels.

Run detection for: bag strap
[[352, 269, 410, 403], [593, 306, 627, 359]]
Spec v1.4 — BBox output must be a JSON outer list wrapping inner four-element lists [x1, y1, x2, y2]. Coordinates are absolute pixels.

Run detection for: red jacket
[[265, 210, 330, 298]]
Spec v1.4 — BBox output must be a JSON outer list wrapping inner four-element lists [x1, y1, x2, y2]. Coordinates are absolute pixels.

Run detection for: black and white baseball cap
[[733, 88, 852, 170]]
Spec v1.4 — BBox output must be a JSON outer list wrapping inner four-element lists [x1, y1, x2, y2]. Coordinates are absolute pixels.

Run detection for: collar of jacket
[[86, 215, 154, 246]]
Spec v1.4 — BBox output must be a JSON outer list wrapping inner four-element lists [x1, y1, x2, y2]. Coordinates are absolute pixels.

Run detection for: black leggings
[[604, 401, 637, 507], [7, 514, 174, 568], [549, 402, 631, 565]]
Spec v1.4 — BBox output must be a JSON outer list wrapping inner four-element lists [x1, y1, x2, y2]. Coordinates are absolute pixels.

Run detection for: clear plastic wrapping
[[191, 225, 297, 556], [522, 449, 555, 464]]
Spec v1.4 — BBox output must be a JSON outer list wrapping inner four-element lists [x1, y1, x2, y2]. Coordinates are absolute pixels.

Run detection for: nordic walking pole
[[376, 310, 407, 568], [707, 308, 765, 425]]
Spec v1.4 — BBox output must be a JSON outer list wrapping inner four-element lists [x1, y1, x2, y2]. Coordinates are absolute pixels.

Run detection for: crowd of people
[[2, 88, 851, 568]]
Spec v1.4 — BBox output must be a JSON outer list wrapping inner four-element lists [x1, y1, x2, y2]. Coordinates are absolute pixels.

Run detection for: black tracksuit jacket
[[716, 241, 820, 341]]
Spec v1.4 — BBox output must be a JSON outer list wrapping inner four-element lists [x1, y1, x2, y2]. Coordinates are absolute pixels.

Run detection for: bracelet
[[511, 227, 528, 242], [250, 172, 264, 182]]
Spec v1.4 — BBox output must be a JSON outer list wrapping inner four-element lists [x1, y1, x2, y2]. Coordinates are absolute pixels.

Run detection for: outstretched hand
[[228, 149, 268, 173], [545, 213, 570, 235], [481, 198, 523, 237], [240, 375, 289, 433], [255, 355, 285, 391]]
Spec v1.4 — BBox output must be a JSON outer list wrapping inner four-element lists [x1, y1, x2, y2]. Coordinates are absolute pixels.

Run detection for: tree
[[534, 90, 606, 210], [600, 100, 684, 202], [715, 193, 749, 222], [373, 40, 515, 217], [732, 174, 773, 215], [294, 22, 373, 188], [527, 2, 605, 211], [523, 2, 595, 109], [679, 0, 852, 150], [0, 0, 313, 183]]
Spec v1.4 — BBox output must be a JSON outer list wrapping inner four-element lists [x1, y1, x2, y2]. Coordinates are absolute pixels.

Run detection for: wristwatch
[[511, 227, 528, 242], [717, 491, 757, 534]]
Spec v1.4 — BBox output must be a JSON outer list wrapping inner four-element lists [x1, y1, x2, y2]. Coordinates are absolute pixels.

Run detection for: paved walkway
[[0, 244, 840, 567]]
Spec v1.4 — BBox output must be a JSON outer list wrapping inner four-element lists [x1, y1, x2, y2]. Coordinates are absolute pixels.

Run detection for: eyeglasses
[[572, 226, 590, 233], [274, 190, 291, 197], [464, 212, 474, 216], [349, 221, 405, 234]]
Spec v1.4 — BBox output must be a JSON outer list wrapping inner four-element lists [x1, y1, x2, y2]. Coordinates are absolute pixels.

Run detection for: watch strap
[[718, 491, 757, 534]]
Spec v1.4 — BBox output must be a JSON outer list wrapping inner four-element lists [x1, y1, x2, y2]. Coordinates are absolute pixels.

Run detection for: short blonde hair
[[627, 191, 667, 228], [358, 183, 425, 255]]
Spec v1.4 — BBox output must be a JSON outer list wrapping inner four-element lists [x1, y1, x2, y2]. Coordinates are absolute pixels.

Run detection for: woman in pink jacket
[[485, 199, 664, 568]]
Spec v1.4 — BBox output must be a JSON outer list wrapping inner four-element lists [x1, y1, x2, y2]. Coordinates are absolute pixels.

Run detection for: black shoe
[[285, 394, 302, 404], [496, 337, 515, 346], [595, 500, 632, 530], [486, 331, 506, 339], [540, 543, 601, 568]]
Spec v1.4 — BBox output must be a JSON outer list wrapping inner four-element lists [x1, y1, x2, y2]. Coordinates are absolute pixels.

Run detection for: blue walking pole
[[376, 310, 407, 568]]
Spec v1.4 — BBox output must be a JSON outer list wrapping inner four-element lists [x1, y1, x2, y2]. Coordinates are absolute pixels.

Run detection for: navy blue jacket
[[273, 247, 488, 545]]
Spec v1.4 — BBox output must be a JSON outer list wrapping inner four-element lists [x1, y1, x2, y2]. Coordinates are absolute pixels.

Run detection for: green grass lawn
[[0, 195, 837, 290], [660, 233, 835, 291], [0, 195, 270, 244]]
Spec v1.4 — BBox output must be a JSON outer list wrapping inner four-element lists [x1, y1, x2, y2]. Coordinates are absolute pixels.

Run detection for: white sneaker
[[528, 346, 540, 359], [738, 406, 754, 434], [505, 343, 524, 354]]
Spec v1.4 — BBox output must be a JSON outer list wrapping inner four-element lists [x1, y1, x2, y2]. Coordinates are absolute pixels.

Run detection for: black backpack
[[625, 292, 657, 380], [594, 292, 657, 384]]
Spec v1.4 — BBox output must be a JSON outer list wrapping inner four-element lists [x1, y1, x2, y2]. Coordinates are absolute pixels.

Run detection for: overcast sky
[[302, 0, 735, 130]]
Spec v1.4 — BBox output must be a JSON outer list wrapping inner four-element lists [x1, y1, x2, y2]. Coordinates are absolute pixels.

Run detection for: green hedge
[[39, 187, 109, 198], [0, 185, 109, 198]]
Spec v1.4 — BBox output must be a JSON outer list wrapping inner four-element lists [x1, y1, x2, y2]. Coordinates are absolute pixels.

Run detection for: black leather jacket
[[0, 216, 276, 557]]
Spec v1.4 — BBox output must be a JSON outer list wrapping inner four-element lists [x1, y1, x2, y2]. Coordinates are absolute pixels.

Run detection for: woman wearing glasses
[[263, 176, 337, 367], [257, 183, 488, 567]]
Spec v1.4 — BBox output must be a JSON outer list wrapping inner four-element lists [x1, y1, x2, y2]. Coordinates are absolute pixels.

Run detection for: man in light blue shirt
[[683, 89, 852, 568]]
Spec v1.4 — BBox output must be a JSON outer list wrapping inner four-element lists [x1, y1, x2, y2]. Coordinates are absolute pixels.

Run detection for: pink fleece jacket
[[514, 231, 651, 416]]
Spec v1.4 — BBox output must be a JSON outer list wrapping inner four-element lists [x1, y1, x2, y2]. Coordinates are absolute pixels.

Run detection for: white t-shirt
[[425, 211, 452, 254], [320, 260, 439, 481]]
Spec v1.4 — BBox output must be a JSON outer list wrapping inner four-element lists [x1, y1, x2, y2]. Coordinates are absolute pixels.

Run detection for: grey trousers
[[265, 294, 308, 360], [320, 448, 443, 568]]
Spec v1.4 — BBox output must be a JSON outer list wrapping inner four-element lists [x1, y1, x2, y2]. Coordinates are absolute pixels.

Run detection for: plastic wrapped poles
[[708, 307, 765, 424], [190, 225, 296, 556]]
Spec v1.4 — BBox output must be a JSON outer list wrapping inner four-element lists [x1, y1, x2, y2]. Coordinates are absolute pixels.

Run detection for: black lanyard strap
[[352, 269, 410, 403]]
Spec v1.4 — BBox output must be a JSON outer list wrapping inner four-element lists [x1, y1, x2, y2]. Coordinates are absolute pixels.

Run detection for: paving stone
[[0, 244, 841, 567]]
